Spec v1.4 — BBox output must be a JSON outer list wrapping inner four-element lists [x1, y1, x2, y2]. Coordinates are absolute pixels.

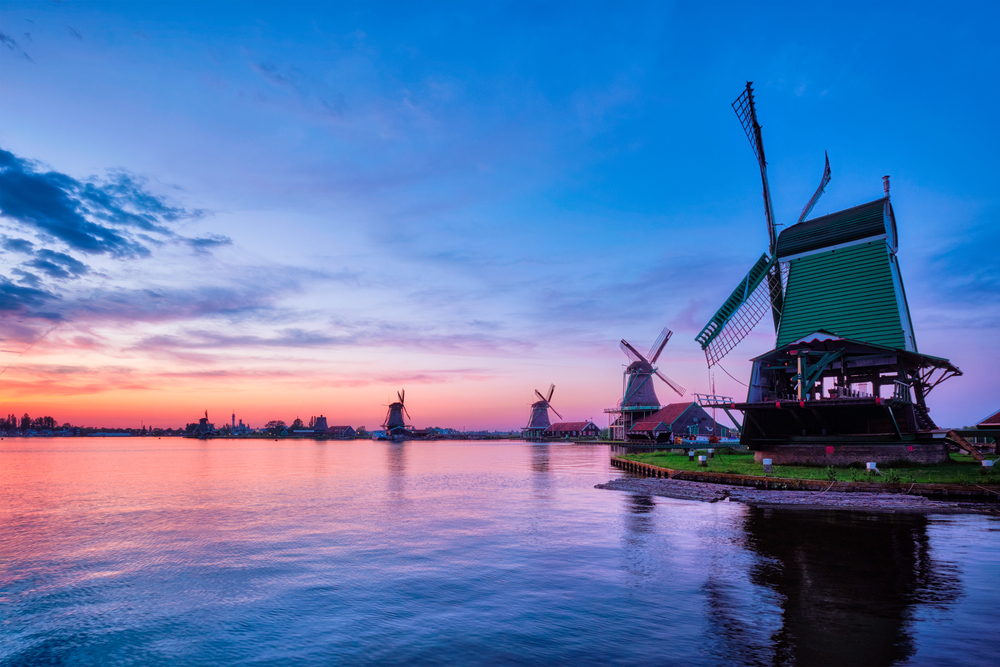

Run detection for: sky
[[1, 1, 998, 431]]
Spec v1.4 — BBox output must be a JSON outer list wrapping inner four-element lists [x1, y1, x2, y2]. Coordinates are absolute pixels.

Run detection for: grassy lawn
[[623, 449, 999, 485]]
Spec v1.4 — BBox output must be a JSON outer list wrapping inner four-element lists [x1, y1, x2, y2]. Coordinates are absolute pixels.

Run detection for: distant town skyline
[[1, 1, 998, 429]]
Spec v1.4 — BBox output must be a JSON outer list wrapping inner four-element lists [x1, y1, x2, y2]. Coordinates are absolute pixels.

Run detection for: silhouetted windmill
[[621, 328, 686, 404], [523, 384, 561, 440], [382, 389, 411, 441], [605, 327, 685, 440]]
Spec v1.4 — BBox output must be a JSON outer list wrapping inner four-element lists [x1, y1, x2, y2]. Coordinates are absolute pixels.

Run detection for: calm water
[[1, 438, 998, 666]]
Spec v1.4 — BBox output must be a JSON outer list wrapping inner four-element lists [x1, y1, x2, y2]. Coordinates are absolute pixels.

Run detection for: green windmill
[[694, 83, 962, 465]]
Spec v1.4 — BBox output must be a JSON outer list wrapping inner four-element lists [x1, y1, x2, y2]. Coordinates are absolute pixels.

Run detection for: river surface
[[1, 438, 998, 666]]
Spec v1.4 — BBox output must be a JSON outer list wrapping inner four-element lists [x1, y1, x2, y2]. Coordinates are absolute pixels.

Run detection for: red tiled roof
[[630, 402, 695, 431], [978, 409, 1000, 427], [544, 421, 596, 433]]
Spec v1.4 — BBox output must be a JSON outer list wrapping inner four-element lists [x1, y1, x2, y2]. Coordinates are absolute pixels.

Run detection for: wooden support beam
[[884, 406, 902, 440], [944, 430, 985, 461]]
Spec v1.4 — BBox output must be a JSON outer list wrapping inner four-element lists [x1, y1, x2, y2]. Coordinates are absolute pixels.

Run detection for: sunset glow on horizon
[[2, 2, 998, 430]]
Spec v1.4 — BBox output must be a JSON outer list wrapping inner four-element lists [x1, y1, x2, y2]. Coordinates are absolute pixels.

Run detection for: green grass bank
[[623, 449, 999, 486]]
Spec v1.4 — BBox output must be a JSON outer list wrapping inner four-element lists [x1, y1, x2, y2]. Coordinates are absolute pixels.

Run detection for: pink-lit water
[[1, 438, 997, 665]]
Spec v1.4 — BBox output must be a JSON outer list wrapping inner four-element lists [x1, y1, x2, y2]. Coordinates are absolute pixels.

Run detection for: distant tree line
[[1, 413, 63, 430]]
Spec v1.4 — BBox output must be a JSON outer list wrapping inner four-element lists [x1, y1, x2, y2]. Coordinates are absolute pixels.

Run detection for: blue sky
[[1, 1, 998, 429]]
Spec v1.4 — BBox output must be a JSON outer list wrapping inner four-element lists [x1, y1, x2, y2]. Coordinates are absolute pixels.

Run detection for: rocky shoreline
[[596, 477, 1000, 515]]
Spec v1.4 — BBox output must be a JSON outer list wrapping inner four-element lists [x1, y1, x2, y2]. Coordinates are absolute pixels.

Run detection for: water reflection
[[744, 509, 960, 666], [530, 444, 553, 500], [619, 494, 660, 589], [1, 439, 991, 666], [384, 442, 407, 501]]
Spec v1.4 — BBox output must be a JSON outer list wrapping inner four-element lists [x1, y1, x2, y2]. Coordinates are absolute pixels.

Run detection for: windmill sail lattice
[[696, 82, 820, 367], [733, 82, 777, 256], [695, 254, 783, 367]]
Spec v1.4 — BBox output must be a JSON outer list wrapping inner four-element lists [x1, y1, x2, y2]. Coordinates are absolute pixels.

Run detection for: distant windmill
[[382, 389, 411, 441], [606, 327, 685, 441], [524, 384, 561, 440], [620, 327, 686, 406]]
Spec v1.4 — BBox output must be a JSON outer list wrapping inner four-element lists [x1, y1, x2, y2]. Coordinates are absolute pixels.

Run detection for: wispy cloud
[[0, 361, 498, 398], [0, 31, 33, 62], [0, 276, 60, 317], [127, 319, 536, 359], [0, 148, 202, 257], [185, 234, 232, 254], [24, 248, 90, 279], [2, 236, 36, 253]]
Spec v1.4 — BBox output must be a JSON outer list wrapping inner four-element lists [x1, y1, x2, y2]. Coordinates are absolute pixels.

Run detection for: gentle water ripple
[[1, 439, 997, 666]]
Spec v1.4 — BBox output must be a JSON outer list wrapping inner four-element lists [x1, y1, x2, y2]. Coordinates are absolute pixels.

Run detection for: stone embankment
[[596, 477, 999, 514]]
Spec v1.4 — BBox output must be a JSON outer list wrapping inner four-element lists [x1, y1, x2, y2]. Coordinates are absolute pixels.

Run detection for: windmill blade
[[733, 81, 777, 255], [550, 405, 563, 420], [546, 384, 555, 402], [655, 369, 686, 397], [398, 389, 405, 404], [694, 254, 781, 367], [797, 151, 832, 224], [648, 328, 673, 363], [535, 389, 547, 403], [619, 340, 648, 365], [403, 405, 411, 421]]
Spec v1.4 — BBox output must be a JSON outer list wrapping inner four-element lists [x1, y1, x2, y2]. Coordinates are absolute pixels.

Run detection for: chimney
[[883, 175, 890, 198]]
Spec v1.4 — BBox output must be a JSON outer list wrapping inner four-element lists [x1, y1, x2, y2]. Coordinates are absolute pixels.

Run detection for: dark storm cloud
[[23, 249, 90, 280], [0, 147, 201, 258]]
